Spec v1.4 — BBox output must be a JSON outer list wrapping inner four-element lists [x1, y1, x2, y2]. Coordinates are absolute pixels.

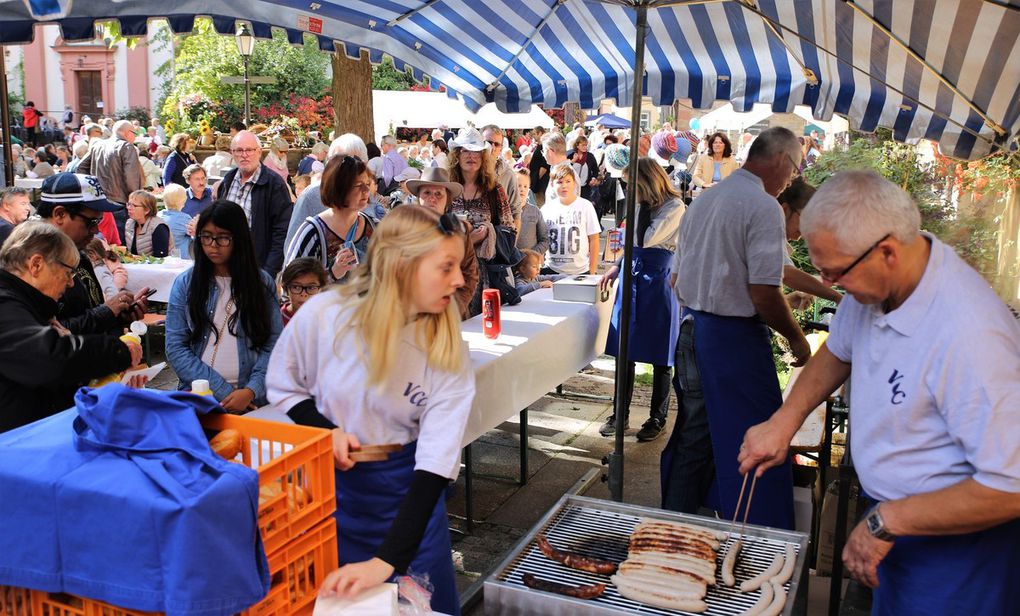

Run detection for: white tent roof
[[373, 90, 554, 140], [698, 103, 775, 133]]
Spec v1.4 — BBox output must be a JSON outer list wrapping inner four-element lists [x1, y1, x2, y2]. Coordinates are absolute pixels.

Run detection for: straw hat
[[405, 167, 464, 200]]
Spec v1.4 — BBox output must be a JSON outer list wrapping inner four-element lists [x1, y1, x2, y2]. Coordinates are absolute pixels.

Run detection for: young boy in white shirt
[[541, 162, 601, 275]]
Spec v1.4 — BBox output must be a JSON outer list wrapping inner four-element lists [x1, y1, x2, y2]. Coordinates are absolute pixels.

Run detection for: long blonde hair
[[632, 157, 681, 209], [336, 206, 466, 385]]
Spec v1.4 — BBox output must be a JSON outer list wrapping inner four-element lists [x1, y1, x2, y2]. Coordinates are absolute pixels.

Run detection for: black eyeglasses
[[56, 259, 77, 281], [437, 212, 460, 235], [198, 233, 234, 247], [285, 283, 322, 296], [67, 210, 103, 229], [786, 152, 802, 178], [821, 233, 890, 283], [485, 140, 501, 148]]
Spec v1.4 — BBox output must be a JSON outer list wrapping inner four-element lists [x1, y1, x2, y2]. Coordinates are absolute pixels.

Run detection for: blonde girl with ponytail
[[266, 205, 473, 615]]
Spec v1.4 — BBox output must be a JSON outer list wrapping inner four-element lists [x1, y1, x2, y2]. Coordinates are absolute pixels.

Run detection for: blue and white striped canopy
[[2, 0, 1017, 159]]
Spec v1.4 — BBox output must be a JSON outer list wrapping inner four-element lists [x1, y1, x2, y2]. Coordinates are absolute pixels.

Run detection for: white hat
[[449, 127, 488, 152]]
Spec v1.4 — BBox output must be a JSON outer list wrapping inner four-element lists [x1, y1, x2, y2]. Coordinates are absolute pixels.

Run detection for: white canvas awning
[[373, 90, 553, 139]]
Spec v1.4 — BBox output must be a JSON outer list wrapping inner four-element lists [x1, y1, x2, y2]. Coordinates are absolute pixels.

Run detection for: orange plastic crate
[[200, 414, 336, 554], [241, 517, 338, 616], [0, 586, 32, 616], [30, 592, 85, 616]]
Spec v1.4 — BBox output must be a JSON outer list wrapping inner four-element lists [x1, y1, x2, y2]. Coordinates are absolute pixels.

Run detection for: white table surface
[[249, 287, 615, 447], [123, 258, 192, 303], [14, 178, 44, 189]]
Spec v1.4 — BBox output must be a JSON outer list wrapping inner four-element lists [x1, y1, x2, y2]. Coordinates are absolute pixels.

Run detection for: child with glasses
[[278, 257, 328, 326], [166, 201, 282, 413]]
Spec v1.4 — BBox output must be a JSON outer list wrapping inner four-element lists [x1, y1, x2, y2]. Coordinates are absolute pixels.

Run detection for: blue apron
[[873, 518, 1020, 615], [605, 247, 679, 366], [663, 309, 794, 530], [334, 441, 459, 616]]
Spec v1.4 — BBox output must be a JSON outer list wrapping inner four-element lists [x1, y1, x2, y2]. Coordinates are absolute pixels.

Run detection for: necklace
[[208, 295, 235, 370]]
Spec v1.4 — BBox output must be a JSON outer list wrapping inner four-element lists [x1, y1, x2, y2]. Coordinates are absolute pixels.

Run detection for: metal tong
[[348, 443, 402, 462], [728, 471, 759, 541]]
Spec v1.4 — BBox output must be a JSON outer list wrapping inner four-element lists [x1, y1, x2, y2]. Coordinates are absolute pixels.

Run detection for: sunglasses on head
[[437, 212, 462, 235]]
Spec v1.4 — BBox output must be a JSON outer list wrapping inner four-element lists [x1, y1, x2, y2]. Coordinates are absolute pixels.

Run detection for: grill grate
[[488, 496, 806, 616]]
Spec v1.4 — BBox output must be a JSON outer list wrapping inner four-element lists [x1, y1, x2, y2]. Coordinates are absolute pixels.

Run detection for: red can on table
[[482, 288, 501, 339]]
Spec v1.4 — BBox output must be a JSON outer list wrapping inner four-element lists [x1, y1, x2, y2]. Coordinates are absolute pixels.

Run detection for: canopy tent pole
[[607, 0, 649, 503], [1, 45, 12, 187], [485, 0, 569, 93]]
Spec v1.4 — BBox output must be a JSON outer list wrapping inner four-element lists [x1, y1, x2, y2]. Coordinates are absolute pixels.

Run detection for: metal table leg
[[519, 409, 528, 486], [463, 445, 474, 534]]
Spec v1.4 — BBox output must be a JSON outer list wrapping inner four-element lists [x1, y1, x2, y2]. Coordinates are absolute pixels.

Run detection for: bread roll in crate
[[200, 414, 335, 554]]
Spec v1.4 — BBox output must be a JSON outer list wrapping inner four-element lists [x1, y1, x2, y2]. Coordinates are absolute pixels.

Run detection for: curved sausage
[[522, 573, 606, 599], [738, 580, 774, 616], [722, 539, 742, 586], [759, 581, 787, 616], [740, 552, 784, 592], [536, 535, 619, 575], [770, 544, 796, 585]]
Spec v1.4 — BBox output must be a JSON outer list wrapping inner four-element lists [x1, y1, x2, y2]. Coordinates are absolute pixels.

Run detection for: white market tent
[[698, 102, 777, 133], [372, 90, 554, 140]]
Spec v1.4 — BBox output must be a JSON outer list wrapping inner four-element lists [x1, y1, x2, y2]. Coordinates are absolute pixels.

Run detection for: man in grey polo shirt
[[739, 170, 1020, 613], [662, 127, 808, 530]]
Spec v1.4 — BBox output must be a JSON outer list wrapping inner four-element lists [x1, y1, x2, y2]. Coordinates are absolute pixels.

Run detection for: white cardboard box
[[552, 274, 610, 303]]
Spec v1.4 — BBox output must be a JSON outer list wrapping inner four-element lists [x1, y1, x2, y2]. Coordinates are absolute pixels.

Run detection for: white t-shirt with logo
[[826, 234, 1020, 502], [541, 196, 601, 275], [266, 293, 475, 480]]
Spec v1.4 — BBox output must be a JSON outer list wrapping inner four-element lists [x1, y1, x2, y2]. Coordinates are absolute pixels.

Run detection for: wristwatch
[[865, 503, 897, 542]]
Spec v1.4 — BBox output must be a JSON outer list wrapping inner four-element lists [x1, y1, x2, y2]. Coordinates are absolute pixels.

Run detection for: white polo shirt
[[826, 233, 1020, 502]]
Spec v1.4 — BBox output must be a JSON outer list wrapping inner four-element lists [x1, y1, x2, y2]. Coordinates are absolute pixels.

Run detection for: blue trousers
[[661, 311, 795, 529], [334, 441, 459, 615]]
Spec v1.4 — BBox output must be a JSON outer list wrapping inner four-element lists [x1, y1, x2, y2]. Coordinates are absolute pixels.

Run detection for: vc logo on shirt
[[404, 382, 428, 408], [888, 369, 907, 405]]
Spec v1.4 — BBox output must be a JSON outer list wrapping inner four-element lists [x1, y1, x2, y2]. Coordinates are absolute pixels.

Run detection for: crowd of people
[[0, 109, 1017, 615]]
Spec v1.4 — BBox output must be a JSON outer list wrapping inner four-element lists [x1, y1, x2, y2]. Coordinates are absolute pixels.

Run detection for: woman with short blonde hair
[[264, 136, 290, 184], [267, 205, 472, 615], [125, 190, 173, 257]]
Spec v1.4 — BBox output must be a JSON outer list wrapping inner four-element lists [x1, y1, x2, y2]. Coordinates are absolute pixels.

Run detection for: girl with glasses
[[278, 257, 328, 326], [285, 156, 376, 283], [267, 206, 472, 615], [166, 201, 282, 413]]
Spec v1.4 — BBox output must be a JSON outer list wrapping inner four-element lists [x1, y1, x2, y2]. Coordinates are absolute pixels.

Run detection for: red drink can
[[482, 288, 501, 339]]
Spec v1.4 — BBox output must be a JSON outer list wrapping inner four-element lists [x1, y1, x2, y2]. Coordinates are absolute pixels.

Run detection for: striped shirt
[[284, 212, 376, 277]]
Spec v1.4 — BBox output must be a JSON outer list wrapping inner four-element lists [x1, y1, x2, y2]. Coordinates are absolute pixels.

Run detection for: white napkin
[[312, 583, 398, 616]]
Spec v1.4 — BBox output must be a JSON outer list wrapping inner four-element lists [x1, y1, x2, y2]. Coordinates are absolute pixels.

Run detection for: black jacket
[[0, 271, 132, 433], [214, 164, 293, 278], [56, 251, 121, 335]]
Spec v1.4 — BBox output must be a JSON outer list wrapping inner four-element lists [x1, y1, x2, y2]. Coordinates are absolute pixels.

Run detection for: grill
[[485, 495, 808, 616]]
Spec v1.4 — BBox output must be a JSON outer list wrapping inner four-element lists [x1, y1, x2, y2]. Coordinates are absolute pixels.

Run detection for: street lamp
[[235, 23, 255, 127]]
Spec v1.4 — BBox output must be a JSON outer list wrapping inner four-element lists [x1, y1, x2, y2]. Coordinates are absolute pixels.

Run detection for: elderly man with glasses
[[739, 170, 1020, 613], [212, 131, 292, 278], [0, 221, 145, 433], [662, 127, 809, 531], [37, 173, 151, 335]]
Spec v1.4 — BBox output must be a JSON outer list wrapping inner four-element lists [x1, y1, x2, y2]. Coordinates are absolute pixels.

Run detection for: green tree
[[158, 18, 330, 128], [371, 57, 415, 91]]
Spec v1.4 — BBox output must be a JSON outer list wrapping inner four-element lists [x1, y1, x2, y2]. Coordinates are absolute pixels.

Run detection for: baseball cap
[[39, 173, 123, 213]]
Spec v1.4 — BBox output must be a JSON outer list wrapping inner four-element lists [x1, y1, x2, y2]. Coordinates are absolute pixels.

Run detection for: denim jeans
[[661, 318, 715, 513], [616, 362, 672, 423]]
